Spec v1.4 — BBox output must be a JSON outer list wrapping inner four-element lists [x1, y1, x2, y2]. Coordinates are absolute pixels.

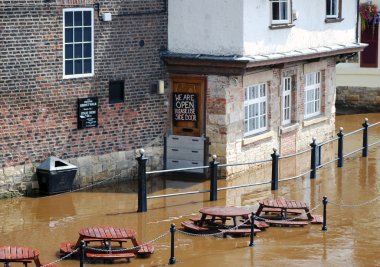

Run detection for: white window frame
[[271, 0, 290, 24], [326, 0, 339, 18], [282, 77, 292, 125], [63, 8, 94, 79], [304, 72, 321, 119], [244, 83, 267, 136]]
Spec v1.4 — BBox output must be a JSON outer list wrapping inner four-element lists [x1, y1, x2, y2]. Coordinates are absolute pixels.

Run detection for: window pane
[[65, 44, 73, 59], [74, 44, 82, 58], [83, 11, 91, 26], [65, 28, 73, 43], [83, 27, 91, 42], [65, 12, 73, 26], [65, 60, 73, 75], [74, 28, 82, 42], [83, 59, 92, 73], [272, 2, 279, 20], [74, 60, 83, 74], [83, 43, 91, 57], [281, 2, 288, 20], [74, 11, 82, 26]]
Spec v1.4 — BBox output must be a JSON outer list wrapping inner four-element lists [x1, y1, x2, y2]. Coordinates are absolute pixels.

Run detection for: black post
[[169, 223, 176, 265], [310, 137, 317, 179], [137, 149, 148, 212], [337, 127, 344, 168], [271, 148, 279, 190], [249, 212, 255, 247], [322, 196, 328, 231], [80, 240, 85, 267], [209, 155, 219, 201], [362, 118, 369, 157]]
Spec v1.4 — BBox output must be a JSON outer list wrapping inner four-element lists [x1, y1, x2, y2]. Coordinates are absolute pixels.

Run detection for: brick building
[[0, 0, 168, 197], [0, 0, 366, 198]]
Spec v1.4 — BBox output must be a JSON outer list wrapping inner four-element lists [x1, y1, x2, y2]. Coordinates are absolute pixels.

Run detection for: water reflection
[[0, 113, 379, 266]]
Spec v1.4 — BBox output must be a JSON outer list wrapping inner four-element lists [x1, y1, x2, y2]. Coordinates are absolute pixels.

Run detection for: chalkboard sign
[[173, 93, 197, 122], [77, 97, 98, 129]]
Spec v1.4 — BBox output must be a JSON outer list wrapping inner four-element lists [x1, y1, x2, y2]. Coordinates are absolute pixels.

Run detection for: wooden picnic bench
[[59, 226, 154, 261], [0, 246, 58, 267]]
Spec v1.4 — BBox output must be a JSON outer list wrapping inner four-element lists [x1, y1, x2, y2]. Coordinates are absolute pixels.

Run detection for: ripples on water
[[0, 113, 380, 267]]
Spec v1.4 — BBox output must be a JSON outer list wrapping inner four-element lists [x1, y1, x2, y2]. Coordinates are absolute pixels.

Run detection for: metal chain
[[329, 195, 380, 208], [41, 248, 80, 267]]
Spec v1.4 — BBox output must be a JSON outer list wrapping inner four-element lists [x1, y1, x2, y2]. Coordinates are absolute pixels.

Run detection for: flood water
[[1, 113, 380, 267]]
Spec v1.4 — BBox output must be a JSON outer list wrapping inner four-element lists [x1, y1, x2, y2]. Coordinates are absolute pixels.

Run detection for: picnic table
[[181, 206, 266, 236], [0, 246, 56, 267], [255, 198, 323, 226], [60, 226, 153, 263]]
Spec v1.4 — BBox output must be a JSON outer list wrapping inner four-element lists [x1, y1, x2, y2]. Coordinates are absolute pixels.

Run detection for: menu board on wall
[[173, 93, 198, 122], [77, 97, 98, 129]]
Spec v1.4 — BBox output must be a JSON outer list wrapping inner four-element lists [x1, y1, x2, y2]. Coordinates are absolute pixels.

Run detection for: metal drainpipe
[[356, 0, 360, 43]]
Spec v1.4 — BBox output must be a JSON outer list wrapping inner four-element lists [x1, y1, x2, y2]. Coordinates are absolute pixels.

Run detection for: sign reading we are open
[[173, 93, 198, 122]]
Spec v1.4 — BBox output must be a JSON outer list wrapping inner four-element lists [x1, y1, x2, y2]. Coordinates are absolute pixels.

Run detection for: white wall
[[168, 0, 244, 55], [169, 0, 358, 56]]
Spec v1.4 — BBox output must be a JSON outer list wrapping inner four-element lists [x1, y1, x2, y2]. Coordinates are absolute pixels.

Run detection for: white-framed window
[[244, 83, 267, 136], [271, 0, 290, 24], [304, 72, 321, 119], [63, 8, 94, 79], [282, 77, 292, 125], [326, 0, 339, 18]]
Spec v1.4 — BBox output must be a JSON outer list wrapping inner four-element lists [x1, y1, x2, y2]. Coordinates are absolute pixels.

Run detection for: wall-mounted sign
[[173, 93, 197, 122], [77, 97, 98, 129]]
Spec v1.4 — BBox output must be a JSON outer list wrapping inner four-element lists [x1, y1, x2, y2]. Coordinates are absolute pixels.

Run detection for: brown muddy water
[[1, 113, 380, 267]]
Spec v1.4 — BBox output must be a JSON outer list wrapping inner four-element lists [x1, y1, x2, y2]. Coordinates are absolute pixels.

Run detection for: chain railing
[[131, 118, 380, 212]]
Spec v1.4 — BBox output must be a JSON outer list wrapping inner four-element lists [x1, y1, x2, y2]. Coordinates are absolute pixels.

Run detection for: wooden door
[[360, 23, 378, 68], [171, 76, 206, 137]]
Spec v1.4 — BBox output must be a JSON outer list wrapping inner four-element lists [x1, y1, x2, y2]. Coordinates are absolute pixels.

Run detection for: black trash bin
[[36, 156, 77, 195]]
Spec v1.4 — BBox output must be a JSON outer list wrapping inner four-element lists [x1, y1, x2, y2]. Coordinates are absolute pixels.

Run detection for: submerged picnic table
[[255, 198, 323, 226], [0, 246, 56, 267], [60, 226, 153, 263], [181, 206, 268, 236]]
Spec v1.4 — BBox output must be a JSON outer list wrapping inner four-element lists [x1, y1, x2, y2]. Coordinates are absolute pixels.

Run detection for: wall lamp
[[151, 80, 165, 95], [95, 3, 112, 22]]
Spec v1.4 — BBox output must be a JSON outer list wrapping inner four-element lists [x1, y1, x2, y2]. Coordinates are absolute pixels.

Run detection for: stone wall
[[336, 86, 380, 113], [0, 0, 168, 197], [206, 58, 336, 179]]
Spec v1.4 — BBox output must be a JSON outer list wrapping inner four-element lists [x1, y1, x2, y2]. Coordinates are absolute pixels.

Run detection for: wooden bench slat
[[181, 221, 211, 231], [59, 242, 76, 254], [310, 214, 323, 224], [86, 252, 135, 259], [264, 219, 308, 227]]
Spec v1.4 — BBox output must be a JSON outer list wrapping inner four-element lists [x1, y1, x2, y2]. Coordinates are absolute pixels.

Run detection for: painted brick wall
[[0, 0, 168, 197]]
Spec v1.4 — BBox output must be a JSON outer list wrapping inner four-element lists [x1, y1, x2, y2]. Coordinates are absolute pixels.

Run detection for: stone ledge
[[303, 116, 328, 127], [280, 123, 299, 134], [243, 130, 274, 146]]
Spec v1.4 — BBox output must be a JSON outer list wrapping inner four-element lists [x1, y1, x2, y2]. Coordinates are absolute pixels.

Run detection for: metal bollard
[[322, 196, 328, 231], [310, 137, 317, 179], [80, 240, 85, 267], [137, 149, 148, 212], [337, 128, 344, 168], [362, 118, 369, 157], [249, 212, 255, 247], [209, 155, 219, 201], [271, 148, 279, 190], [169, 224, 176, 265]]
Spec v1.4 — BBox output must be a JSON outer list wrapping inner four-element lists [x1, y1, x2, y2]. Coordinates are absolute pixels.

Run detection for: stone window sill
[[280, 123, 299, 134], [269, 23, 295, 30], [325, 18, 344, 23], [303, 116, 327, 127], [243, 130, 274, 146]]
